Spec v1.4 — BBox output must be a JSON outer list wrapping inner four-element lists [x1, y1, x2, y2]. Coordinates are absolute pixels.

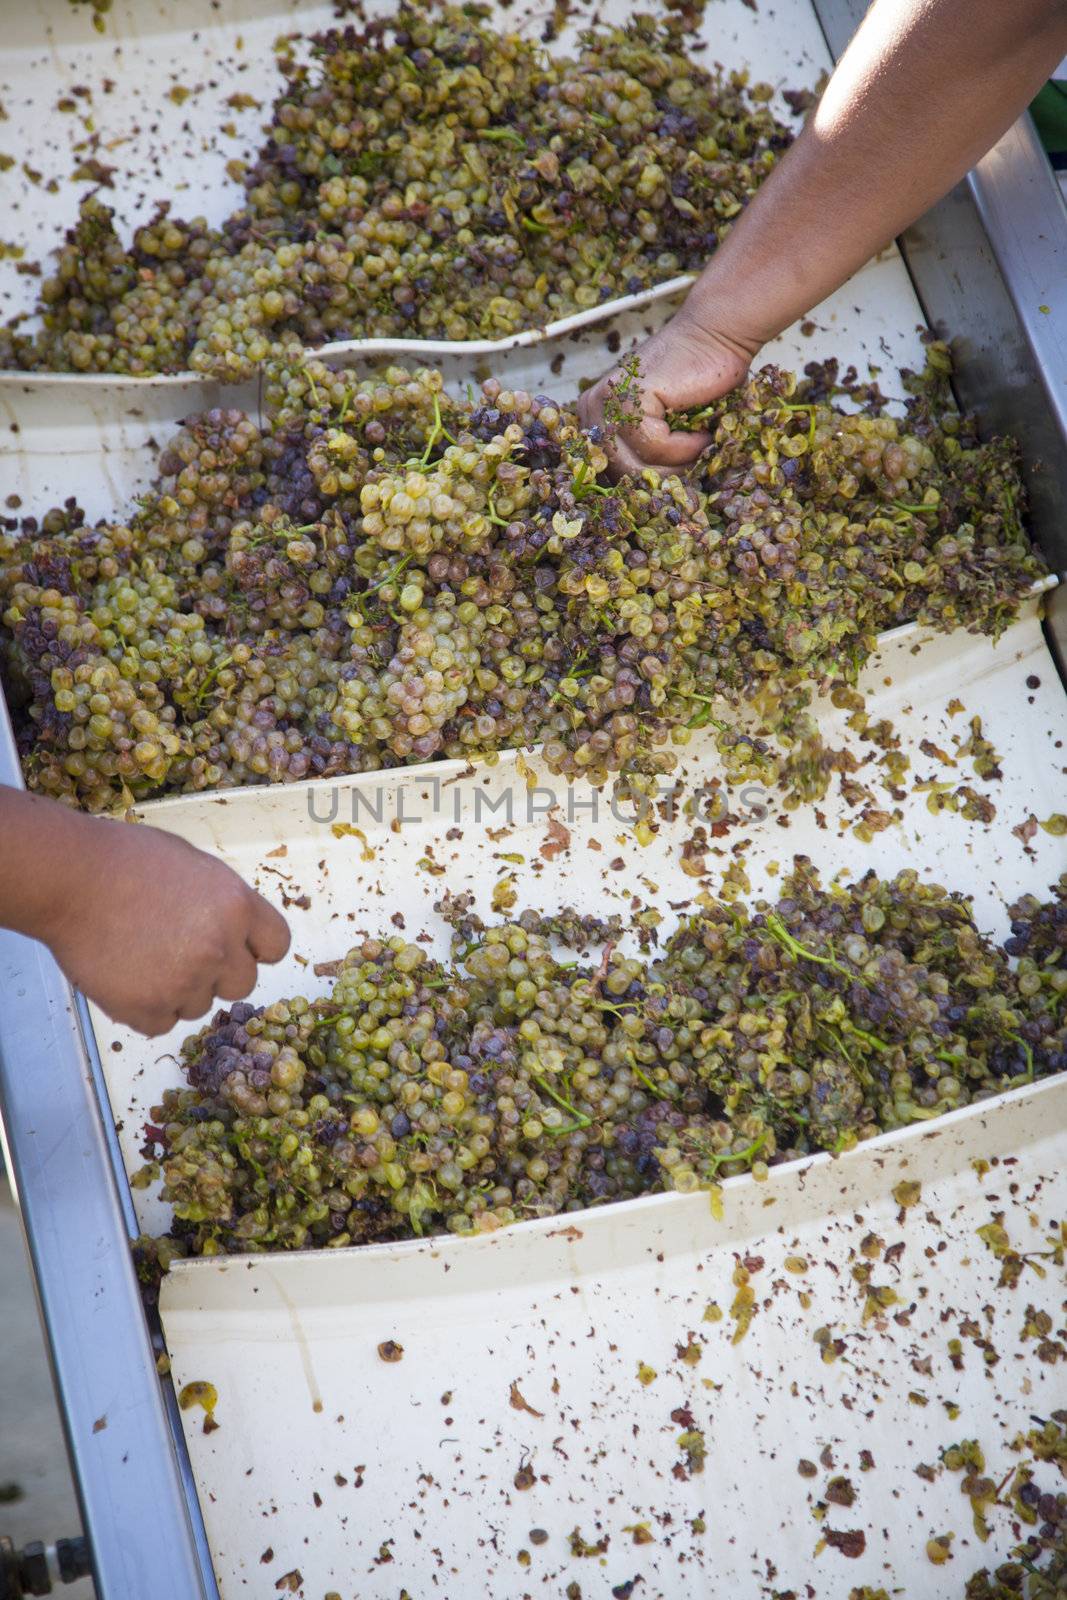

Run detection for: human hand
[[40, 815, 290, 1036], [577, 312, 757, 477]]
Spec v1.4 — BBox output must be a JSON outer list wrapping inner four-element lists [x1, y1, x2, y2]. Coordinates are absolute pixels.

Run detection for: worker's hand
[[577, 312, 757, 478], [41, 816, 290, 1036]]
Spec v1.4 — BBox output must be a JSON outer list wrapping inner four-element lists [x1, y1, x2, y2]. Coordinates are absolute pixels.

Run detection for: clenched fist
[[1, 787, 290, 1036]]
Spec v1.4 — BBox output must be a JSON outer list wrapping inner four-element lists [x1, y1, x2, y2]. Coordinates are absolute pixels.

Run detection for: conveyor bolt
[[0, 1535, 92, 1596]]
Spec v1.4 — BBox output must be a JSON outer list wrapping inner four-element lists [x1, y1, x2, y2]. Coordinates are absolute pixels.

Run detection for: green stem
[[630, 1060, 676, 1102], [481, 126, 526, 147], [676, 691, 727, 733], [820, 1022, 852, 1063], [355, 554, 413, 615], [764, 914, 852, 982], [533, 1075, 592, 1130], [407, 392, 457, 472], [746, 990, 801, 1008], [706, 1129, 769, 1176], [486, 485, 508, 526], [1008, 1034, 1034, 1083], [846, 1023, 891, 1054], [309, 1012, 341, 1031], [192, 653, 233, 708]]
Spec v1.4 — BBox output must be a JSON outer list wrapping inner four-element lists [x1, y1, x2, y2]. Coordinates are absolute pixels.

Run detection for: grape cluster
[[1003, 877, 1067, 964], [1, 5, 792, 376], [133, 864, 1067, 1259], [657, 346, 1044, 799], [0, 351, 1046, 813], [963, 1415, 1067, 1600]]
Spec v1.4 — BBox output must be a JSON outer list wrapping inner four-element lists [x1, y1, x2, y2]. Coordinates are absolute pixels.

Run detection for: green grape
[[1, 6, 793, 376], [0, 348, 1045, 811], [133, 864, 1067, 1263]]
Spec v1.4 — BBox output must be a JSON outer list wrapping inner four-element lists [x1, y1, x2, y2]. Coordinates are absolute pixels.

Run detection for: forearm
[[0, 785, 82, 942], [681, 0, 1067, 350]]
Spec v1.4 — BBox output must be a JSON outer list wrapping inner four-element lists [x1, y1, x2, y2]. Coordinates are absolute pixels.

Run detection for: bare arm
[[579, 0, 1067, 472], [0, 785, 290, 1036]]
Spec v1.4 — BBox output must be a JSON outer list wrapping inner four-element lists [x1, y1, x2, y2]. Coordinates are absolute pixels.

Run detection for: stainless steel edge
[[809, 0, 1067, 667], [74, 991, 229, 1600], [966, 119, 1067, 664], [968, 117, 1067, 520], [0, 702, 218, 1599]]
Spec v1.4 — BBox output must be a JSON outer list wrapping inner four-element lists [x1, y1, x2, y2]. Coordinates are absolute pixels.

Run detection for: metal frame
[[0, 702, 219, 1599], [811, 1, 1067, 605], [0, 4, 1065, 1596]]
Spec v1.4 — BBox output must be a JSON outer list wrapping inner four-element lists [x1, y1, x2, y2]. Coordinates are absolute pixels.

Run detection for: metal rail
[[0, 700, 218, 1600], [811, 0, 1067, 584]]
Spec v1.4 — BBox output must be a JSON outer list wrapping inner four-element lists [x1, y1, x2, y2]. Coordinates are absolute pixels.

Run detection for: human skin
[[578, 0, 1067, 474], [0, 784, 290, 1036]]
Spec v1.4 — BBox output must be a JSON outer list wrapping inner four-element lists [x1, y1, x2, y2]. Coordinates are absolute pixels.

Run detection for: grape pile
[[0, 5, 792, 375], [0, 351, 1046, 813], [132, 864, 1067, 1259]]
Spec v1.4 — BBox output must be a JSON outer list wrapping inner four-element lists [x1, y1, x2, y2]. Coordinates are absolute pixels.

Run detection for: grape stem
[[624, 1049, 676, 1102], [847, 1022, 891, 1053], [764, 913, 853, 981], [677, 690, 728, 732], [410, 392, 457, 471], [485, 484, 508, 526], [310, 1011, 341, 1031], [781, 401, 818, 447], [532, 1074, 592, 1132], [1008, 1033, 1034, 1083], [482, 125, 525, 147], [746, 989, 801, 1007], [191, 653, 233, 709], [571, 458, 612, 500], [703, 1128, 769, 1177], [354, 553, 413, 616], [817, 1023, 875, 1088]]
